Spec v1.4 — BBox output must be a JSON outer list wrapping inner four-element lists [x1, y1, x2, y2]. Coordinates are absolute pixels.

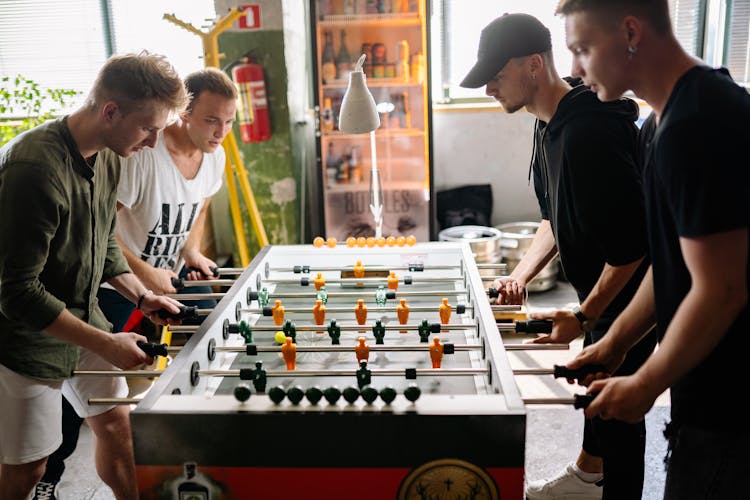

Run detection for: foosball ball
[[127, 242, 537, 499]]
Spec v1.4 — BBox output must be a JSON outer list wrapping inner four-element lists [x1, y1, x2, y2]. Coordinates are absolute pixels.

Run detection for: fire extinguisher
[[230, 53, 272, 143]]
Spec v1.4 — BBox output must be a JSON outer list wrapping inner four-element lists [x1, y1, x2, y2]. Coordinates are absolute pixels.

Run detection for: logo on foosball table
[[398, 458, 500, 499]]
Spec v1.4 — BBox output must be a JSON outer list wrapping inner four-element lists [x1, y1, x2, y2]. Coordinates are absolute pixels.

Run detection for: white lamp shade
[[338, 70, 380, 134]]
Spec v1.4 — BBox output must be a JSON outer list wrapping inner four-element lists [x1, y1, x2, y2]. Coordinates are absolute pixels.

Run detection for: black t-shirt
[[643, 66, 750, 429], [532, 84, 649, 321]]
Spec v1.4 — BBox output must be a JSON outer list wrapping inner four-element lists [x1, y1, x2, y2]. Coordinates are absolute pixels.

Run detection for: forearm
[[633, 277, 746, 400], [43, 308, 112, 351], [605, 266, 657, 353], [580, 257, 645, 319], [509, 219, 557, 284], [107, 270, 150, 306]]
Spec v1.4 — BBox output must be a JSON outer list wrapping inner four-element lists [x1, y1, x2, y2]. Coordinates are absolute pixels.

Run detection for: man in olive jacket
[[0, 52, 188, 500]]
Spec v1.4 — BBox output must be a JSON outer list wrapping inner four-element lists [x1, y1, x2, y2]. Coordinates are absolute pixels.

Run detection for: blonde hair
[[87, 51, 189, 114], [184, 67, 238, 112]]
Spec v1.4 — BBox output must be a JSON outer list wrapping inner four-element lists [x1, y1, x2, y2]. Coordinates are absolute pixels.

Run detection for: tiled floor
[[56, 281, 669, 499]]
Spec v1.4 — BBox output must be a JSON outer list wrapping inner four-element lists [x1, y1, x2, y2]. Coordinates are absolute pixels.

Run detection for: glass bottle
[[401, 91, 411, 129], [336, 30, 352, 80], [321, 31, 337, 83], [321, 97, 334, 132]]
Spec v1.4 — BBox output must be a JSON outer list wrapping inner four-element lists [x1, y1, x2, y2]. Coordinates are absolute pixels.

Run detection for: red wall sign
[[238, 4, 261, 30]]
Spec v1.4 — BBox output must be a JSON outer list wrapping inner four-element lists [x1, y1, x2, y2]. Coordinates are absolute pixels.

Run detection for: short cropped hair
[[88, 51, 188, 114], [556, 0, 672, 36], [184, 68, 238, 112]]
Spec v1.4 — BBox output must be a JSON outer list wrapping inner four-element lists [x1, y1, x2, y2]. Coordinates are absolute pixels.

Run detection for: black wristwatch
[[572, 306, 597, 332]]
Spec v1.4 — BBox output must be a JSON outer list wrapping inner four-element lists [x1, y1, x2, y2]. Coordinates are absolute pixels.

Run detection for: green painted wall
[[218, 30, 300, 262]]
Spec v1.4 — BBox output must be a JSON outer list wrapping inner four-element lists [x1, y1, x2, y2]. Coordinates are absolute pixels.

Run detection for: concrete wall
[[432, 105, 542, 228]]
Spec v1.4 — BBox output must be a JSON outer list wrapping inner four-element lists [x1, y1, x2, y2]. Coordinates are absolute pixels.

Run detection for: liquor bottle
[[401, 91, 411, 129], [321, 31, 337, 83], [349, 145, 362, 183], [321, 97, 335, 132], [326, 142, 339, 186], [336, 30, 352, 80], [389, 93, 404, 128]]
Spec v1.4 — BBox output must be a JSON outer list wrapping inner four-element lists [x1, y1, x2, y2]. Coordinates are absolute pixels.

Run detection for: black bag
[[436, 184, 493, 230]]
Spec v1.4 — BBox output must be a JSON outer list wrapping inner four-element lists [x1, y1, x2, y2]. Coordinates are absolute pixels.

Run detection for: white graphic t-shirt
[[115, 130, 224, 273]]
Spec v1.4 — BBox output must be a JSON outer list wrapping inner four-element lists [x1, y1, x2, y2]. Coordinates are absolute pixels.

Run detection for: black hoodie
[[531, 79, 649, 321]]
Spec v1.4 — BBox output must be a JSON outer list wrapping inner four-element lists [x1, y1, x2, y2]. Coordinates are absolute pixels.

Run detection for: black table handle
[[137, 341, 168, 357]]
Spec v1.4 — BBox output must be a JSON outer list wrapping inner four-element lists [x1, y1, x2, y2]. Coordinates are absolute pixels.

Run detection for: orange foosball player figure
[[354, 299, 368, 325], [312, 299, 326, 326], [272, 300, 285, 326], [439, 298, 452, 325], [281, 337, 297, 370], [387, 271, 399, 291], [429, 337, 444, 368], [353, 260, 365, 278], [355, 336, 370, 364], [397, 298, 410, 325], [313, 272, 326, 291]]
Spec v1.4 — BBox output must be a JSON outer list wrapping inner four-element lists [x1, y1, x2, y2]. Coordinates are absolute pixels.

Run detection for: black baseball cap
[[460, 13, 552, 88]]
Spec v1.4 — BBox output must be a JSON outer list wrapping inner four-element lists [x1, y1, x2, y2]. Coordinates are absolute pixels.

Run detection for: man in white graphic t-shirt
[[34, 68, 238, 497]]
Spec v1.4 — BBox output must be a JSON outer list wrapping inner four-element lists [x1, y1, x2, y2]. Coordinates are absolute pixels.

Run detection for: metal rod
[[523, 397, 577, 405], [177, 279, 236, 287], [512, 368, 555, 376], [168, 325, 200, 333], [504, 344, 569, 350], [88, 397, 142, 405], [225, 323, 475, 332], [214, 344, 482, 353], [72, 370, 164, 377], [264, 276, 463, 285], [252, 289, 469, 300], [198, 368, 488, 377], [240, 304, 473, 314], [269, 264, 479, 273], [165, 293, 226, 300], [492, 305, 523, 312], [213, 267, 245, 275], [475, 263, 508, 271]]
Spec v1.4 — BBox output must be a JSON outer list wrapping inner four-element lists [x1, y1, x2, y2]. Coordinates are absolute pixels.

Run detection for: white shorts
[[0, 348, 127, 465]]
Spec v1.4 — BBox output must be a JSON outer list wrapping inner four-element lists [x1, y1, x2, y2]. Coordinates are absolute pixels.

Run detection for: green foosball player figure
[[372, 319, 386, 344], [238, 320, 253, 344], [252, 361, 267, 393], [316, 285, 328, 305], [418, 319, 431, 343], [374, 285, 387, 306], [356, 360, 372, 389], [327, 319, 341, 345], [282, 320, 297, 343], [257, 287, 270, 307]]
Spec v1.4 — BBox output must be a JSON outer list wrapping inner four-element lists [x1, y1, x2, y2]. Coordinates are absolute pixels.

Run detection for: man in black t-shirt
[[461, 14, 655, 500], [559, 1, 750, 498]]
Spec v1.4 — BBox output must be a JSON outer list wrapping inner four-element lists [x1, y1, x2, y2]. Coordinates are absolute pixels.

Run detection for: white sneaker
[[525, 463, 603, 500], [32, 480, 58, 500]]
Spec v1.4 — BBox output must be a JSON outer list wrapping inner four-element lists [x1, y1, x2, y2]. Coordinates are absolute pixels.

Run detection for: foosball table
[[130, 241, 532, 499]]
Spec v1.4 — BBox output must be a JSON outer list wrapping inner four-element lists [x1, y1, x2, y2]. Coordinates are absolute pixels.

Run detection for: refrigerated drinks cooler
[[310, 0, 434, 241]]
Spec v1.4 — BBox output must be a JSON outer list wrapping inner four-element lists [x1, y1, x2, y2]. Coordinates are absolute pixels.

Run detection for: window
[[0, 0, 216, 116], [724, 0, 750, 84], [431, 0, 571, 102], [0, 0, 108, 113], [432, 0, 750, 103]]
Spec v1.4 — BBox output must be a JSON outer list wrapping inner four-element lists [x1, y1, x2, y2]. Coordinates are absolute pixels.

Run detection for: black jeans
[[581, 321, 658, 500], [664, 424, 750, 499]]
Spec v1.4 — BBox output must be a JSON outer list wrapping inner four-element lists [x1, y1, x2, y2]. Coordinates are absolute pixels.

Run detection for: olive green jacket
[[0, 117, 131, 380]]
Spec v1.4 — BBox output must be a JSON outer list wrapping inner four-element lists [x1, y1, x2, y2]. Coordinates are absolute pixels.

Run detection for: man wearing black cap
[[461, 13, 656, 500]]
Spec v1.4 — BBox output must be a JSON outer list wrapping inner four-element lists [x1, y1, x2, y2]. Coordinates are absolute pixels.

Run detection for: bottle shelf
[[324, 180, 428, 193], [320, 13, 421, 26], [322, 78, 423, 89], [322, 128, 424, 139]]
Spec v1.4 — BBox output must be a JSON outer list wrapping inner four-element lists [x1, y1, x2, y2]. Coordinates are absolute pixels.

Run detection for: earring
[[627, 46, 638, 60], [531, 73, 536, 80]]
